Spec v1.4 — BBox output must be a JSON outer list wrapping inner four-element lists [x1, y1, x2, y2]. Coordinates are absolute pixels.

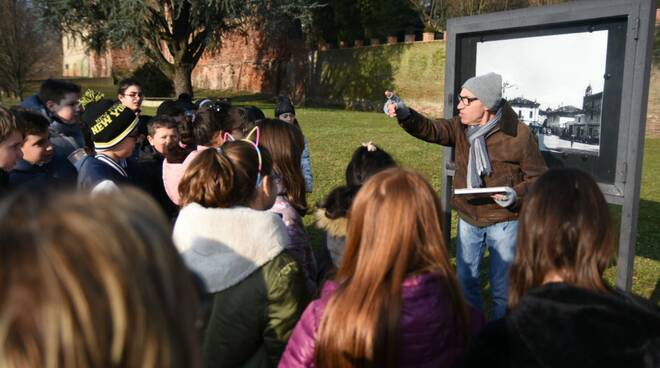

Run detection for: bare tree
[[408, 0, 451, 32], [452, 0, 490, 17], [408, 0, 568, 31], [501, 80, 519, 99], [0, 0, 50, 100]]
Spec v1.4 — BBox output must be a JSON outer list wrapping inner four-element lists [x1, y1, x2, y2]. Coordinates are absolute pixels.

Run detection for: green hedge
[[308, 41, 445, 115]]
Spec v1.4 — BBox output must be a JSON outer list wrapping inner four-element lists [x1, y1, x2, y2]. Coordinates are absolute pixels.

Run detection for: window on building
[[518, 110, 522, 118], [529, 111, 533, 119]]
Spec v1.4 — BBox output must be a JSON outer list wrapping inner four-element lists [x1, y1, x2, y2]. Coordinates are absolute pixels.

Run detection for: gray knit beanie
[[462, 72, 503, 111]]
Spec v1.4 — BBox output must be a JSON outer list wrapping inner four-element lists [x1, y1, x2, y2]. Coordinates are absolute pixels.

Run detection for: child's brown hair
[[178, 141, 273, 208], [193, 107, 227, 147], [257, 118, 308, 214], [10, 107, 49, 136], [147, 115, 179, 137], [38, 79, 81, 105], [0, 105, 20, 142]]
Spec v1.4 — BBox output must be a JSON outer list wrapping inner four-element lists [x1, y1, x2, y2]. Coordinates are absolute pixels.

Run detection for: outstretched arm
[[385, 96, 457, 147]]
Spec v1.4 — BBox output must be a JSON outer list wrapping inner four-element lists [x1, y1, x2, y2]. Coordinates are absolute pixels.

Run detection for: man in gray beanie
[[385, 72, 547, 319]]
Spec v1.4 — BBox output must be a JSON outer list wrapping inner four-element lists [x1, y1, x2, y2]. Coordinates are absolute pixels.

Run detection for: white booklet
[[454, 186, 512, 196]]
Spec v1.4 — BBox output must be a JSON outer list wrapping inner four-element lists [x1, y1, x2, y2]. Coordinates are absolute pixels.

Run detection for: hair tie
[[216, 146, 224, 155], [361, 141, 377, 152]]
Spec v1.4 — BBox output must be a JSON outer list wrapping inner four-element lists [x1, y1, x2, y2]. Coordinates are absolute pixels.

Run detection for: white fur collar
[[173, 203, 289, 293]]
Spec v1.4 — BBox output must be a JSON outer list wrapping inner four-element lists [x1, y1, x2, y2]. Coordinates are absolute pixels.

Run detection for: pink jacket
[[279, 273, 484, 367], [162, 145, 210, 205]]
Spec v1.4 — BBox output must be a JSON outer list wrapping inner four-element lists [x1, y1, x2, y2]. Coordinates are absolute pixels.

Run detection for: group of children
[[0, 79, 658, 368]]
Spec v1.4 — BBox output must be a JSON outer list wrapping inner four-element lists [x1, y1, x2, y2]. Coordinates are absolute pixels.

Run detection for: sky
[[476, 30, 608, 110]]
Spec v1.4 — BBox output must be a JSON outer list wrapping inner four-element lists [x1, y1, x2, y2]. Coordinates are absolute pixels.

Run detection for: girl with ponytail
[[315, 142, 396, 268], [173, 131, 310, 367]]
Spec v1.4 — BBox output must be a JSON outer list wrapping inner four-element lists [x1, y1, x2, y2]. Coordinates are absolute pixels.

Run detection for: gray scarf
[[466, 108, 503, 188]]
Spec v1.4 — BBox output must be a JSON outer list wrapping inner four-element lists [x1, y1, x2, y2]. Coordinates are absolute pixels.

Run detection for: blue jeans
[[456, 218, 518, 320]]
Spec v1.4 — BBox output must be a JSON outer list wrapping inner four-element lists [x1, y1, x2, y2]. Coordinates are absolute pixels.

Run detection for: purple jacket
[[270, 180, 317, 293], [279, 273, 485, 367]]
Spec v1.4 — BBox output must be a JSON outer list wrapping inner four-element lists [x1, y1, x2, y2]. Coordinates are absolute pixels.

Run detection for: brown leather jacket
[[398, 103, 547, 227]]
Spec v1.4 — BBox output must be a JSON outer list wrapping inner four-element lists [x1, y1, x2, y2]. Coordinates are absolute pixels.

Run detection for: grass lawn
[[3, 82, 658, 305]]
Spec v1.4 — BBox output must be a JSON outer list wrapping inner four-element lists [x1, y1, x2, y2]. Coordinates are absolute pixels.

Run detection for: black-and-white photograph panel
[[476, 30, 608, 156]]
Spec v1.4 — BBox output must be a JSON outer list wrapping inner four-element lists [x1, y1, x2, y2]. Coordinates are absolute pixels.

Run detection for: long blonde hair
[[0, 189, 201, 368], [315, 168, 468, 367]]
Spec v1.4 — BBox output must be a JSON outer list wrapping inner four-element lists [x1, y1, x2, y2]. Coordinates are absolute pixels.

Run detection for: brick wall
[[98, 26, 295, 95], [109, 48, 144, 81], [191, 26, 290, 94]]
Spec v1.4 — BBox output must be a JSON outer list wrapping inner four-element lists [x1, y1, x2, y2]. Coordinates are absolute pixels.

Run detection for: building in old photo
[[509, 97, 541, 126], [540, 105, 581, 135]]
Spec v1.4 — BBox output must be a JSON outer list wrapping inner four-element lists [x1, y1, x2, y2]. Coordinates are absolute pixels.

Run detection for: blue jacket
[[9, 159, 51, 187], [301, 138, 313, 192], [9, 155, 77, 188], [78, 155, 130, 191], [20, 95, 49, 120]]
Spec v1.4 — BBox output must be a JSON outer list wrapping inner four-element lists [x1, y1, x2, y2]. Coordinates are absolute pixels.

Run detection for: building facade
[[540, 105, 581, 135], [509, 97, 541, 125]]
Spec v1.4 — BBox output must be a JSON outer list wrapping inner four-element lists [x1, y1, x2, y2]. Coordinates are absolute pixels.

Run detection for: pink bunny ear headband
[[220, 126, 263, 187]]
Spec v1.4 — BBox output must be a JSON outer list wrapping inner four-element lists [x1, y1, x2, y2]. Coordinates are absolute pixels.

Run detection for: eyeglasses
[[278, 113, 294, 120], [222, 127, 263, 188], [457, 95, 479, 106], [122, 93, 143, 99]]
